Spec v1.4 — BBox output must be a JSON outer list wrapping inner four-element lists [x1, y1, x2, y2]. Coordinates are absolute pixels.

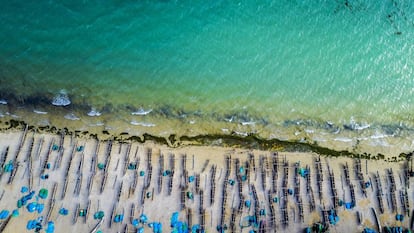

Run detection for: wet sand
[[0, 128, 413, 233]]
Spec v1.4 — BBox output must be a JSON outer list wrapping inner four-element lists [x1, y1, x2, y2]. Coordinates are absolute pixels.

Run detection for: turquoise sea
[[1, 0, 414, 155]]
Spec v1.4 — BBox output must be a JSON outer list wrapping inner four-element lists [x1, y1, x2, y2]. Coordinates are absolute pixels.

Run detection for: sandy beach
[[0, 126, 412, 233]]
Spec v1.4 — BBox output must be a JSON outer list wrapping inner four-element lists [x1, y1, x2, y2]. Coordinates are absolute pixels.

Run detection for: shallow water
[[1, 1, 414, 155]]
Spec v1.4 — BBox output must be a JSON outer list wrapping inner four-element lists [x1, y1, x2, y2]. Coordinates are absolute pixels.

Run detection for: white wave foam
[[64, 113, 80, 120], [131, 108, 152, 115], [334, 137, 353, 142], [304, 129, 314, 134], [52, 90, 71, 106], [370, 133, 389, 139], [33, 109, 48, 114], [8, 113, 20, 118], [224, 116, 234, 122], [0, 99, 7, 105], [233, 131, 248, 137], [87, 108, 102, 117], [347, 117, 370, 130], [354, 124, 370, 130], [89, 122, 105, 127], [130, 121, 155, 127], [0, 112, 20, 118]]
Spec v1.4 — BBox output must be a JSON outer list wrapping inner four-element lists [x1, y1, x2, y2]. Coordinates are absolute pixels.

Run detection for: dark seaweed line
[[1, 119, 410, 162]]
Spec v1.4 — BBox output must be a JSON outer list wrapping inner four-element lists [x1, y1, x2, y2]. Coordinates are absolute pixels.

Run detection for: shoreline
[[0, 119, 409, 162], [1, 91, 414, 158], [0, 125, 413, 232]]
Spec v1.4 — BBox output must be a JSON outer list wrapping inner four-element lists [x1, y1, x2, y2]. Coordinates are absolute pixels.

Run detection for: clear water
[[1, 0, 414, 155]]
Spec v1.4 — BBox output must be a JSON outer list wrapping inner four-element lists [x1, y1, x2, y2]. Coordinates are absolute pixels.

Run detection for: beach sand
[[0, 128, 412, 233]]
